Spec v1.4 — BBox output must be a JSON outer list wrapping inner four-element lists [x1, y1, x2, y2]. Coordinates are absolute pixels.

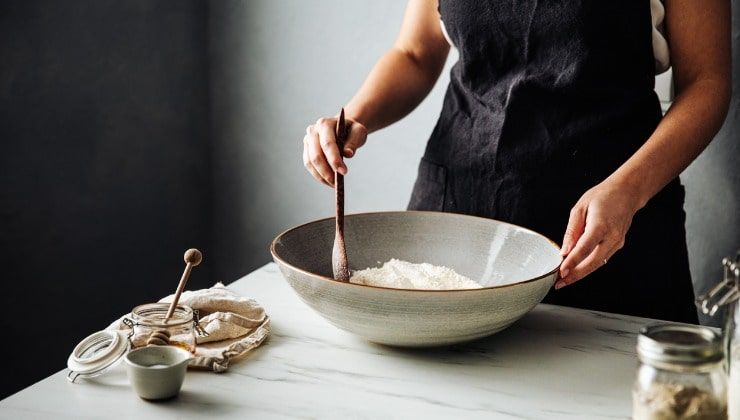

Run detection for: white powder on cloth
[[350, 259, 482, 290]]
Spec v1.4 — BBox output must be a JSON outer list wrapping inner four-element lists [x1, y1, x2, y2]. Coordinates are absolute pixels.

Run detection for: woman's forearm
[[344, 0, 450, 133], [606, 78, 730, 209], [345, 46, 448, 133], [605, 0, 730, 209], [559, 76, 730, 285]]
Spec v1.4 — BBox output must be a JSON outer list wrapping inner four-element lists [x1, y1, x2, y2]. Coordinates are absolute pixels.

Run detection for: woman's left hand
[[556, 180, 644, 289]]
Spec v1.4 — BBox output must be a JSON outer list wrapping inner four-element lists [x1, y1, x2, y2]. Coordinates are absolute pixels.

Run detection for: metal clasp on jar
[[192, 309, 209, 338], [697, 252, 740, 317]]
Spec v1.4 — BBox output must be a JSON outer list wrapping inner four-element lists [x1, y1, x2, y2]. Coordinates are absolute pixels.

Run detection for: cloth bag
[[108, 283, 270, 372]]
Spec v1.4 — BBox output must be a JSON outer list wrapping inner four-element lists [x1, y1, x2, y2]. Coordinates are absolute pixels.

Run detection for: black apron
[[408, 0, 697, 323]]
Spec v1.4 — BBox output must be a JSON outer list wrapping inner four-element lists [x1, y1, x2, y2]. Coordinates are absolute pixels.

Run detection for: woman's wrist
[[603, 171, 652, 212], [344, 102, 373, 134]]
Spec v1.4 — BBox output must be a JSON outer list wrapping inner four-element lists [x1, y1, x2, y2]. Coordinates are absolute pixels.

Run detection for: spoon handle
[[166, 263, 193, 319], [332, 109, 350, 282], [165, 249, 202, 320]]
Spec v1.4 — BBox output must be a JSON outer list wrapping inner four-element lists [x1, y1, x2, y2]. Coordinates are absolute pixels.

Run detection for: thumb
[[342, 121, 368, 158]]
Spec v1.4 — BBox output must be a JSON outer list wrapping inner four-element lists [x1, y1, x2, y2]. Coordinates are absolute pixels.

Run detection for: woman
[[301, 0, 730, 323]]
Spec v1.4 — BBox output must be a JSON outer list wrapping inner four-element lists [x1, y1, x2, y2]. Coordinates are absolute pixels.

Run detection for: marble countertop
[[1, 263, 657, 419]]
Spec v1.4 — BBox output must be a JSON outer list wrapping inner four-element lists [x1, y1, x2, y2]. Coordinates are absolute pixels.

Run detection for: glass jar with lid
[[633, 324, 727, 420], [717, 254, 739, 419], [730, 294, 740, 420], [721, 255, 740, 420], [697, 251, 740, 419], [127, 303, 198, 353]]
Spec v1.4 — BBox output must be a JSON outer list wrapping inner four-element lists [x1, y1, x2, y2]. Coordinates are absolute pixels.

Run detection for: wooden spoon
[[332, 109, 350, 282]]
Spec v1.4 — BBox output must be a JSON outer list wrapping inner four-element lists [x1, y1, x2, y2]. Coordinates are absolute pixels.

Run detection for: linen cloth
[[108, 283, 270, 372]]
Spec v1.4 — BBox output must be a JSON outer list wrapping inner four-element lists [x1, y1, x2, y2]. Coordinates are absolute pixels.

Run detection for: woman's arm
[[345, 0, 450, 133], [303, 0, 450, 186], [557, 0, 731, 288]]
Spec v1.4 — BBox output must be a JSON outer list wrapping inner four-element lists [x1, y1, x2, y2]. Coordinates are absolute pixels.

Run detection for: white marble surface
[[1, 263, 657, 419]]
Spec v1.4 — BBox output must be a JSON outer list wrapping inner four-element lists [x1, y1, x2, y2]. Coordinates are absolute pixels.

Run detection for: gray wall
[[0, 0, 211, 398], [209, 0, 739, 326]]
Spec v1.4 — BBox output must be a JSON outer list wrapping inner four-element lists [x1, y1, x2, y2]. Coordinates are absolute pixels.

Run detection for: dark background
[[1, 0, 739, 401], [0, 1, 211, 398]]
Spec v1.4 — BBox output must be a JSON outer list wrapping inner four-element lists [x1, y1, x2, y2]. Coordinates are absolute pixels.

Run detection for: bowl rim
[[124, 346, 193, 369], [270, 210, 562, 293]]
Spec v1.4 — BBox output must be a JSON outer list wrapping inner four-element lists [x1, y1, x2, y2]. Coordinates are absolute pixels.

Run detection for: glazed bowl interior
[[273, 211, 561, 289]]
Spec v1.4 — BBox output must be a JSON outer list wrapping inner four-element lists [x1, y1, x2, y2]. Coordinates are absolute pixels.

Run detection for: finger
[[303, 137, 332, 187], [561, 205, 586, 257], [560, 221, 606, 278], [342, 122, 368, 158], [306, 129, 335, 185], [555, 237, 622, 288], [308, 164, 333, 187], [303, 137, 329, 186], [315, 118, 347, 175]]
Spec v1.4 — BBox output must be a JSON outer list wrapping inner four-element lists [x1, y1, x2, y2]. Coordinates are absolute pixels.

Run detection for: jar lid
[[637, 323, 723, 367], [67, 330, 130, 382]]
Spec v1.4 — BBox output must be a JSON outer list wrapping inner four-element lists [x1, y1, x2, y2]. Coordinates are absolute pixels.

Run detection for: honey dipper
[[146, 330, 171, 346], [165, 248, 202, 320], [147, 249, 202, 347], [332, 109, 350, 282]]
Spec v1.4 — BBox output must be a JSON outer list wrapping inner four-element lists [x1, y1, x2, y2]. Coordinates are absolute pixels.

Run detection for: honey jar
[[126, 303, 198, 353]]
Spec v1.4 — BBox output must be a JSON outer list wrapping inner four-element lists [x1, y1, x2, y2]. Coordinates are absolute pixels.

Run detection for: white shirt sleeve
[[651, 0, 671, 74]]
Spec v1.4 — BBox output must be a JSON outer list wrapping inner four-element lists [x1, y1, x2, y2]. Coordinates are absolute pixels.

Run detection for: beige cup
[[124, 346, 193, 400]]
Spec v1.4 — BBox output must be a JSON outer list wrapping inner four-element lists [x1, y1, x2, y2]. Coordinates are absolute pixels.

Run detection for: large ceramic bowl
[[271, 211, 561, 347]]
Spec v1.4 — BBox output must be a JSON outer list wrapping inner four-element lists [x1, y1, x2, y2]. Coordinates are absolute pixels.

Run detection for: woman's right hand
[[303, 115, 368, 187]]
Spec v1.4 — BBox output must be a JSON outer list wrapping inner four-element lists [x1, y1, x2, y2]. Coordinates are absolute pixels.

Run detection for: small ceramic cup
[[124, 346, 193, 400]]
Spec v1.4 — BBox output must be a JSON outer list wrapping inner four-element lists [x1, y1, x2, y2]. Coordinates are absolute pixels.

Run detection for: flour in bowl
[[350, 259, 482, 290]]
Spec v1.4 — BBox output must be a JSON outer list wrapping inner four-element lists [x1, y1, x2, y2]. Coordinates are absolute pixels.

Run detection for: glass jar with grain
[[633, 324, 727, 420]]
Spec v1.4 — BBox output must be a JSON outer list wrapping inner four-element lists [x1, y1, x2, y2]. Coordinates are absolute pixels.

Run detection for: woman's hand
[[556, 180, 645, 289], [303, 116, 368, 187]]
